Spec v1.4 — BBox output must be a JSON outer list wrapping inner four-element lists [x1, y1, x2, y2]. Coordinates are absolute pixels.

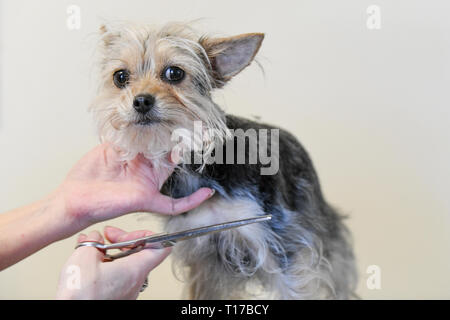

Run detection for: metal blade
[[143, 214, 272, 247], [77, 215, 272, 261]]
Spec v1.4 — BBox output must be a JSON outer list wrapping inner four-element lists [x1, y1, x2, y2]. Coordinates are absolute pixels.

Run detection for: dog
[[91, 22, 357, 299]]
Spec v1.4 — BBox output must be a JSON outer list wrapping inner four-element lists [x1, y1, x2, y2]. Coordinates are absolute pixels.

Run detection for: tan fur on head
[[90, 22, 264, 168]]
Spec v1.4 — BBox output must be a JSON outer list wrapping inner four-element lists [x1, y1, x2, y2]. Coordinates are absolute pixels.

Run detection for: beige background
[[1, 0, 450, 299]]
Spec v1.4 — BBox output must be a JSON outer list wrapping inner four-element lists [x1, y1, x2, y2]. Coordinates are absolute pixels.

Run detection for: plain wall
[[1, 0, 449, 299]]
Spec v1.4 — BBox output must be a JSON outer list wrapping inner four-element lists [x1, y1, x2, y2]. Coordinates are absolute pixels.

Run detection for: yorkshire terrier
[[91, 22, 357, 299]]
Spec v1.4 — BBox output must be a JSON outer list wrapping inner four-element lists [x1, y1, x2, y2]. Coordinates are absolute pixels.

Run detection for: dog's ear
[[99, 24, 121, 48], [200, 33, 264, 87]]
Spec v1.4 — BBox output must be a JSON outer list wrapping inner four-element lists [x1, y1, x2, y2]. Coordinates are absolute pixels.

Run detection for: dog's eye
[[113, 69, 130, 88], [162, 66, 185, 83]]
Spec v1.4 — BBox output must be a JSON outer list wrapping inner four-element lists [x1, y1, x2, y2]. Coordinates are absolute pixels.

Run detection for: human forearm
[[0, 192, 73, 271]]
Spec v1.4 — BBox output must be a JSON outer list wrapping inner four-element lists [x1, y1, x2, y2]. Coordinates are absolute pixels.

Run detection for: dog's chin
[[135, 119, 155, 126], [134, 117, 161, 126], [106, 118, 173, 165]]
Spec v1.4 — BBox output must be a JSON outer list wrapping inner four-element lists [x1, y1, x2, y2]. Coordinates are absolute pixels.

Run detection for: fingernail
[[209, 189, 216, 198]]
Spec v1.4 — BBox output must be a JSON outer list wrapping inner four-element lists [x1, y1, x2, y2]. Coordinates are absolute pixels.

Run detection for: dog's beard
[[91, 88, 230, 169]]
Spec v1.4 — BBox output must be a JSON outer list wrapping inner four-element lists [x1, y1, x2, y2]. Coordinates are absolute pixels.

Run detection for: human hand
[[56, 143, 214, 234], [56, 227, 169, 300]]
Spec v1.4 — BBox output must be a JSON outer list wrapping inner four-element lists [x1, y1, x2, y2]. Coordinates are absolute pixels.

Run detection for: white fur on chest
[[168, 195, 282, 273], [166, 195, 265, 231], [163, 195, 331, 299], [164, 195, 272, 262], [164, 195, 281, 298]]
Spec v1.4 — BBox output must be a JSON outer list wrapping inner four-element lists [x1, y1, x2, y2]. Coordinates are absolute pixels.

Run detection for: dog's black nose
[[133, 94, 155, 114]]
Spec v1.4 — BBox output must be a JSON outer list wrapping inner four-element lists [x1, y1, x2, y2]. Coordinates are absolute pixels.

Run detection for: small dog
[[91, 22, 357, 299]]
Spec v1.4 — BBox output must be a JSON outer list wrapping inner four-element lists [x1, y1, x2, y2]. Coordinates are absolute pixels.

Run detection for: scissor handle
[[75, 241, 107, 250], [75, 240, 175, 261]]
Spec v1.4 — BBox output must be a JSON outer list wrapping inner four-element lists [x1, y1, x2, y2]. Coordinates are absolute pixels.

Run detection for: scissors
[[75, 215, 272, 262]]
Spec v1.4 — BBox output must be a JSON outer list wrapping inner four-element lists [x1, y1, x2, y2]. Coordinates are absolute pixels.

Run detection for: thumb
[[113, 246, 172, 276], [104, 227, 171, 275], [147, 188, 215, 215], [75, 230, 105, 261], [104, 226, 155, 246]]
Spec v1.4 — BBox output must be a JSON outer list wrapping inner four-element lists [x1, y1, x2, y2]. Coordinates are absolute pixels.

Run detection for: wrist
[[40, 189, 86, 242], [38, 191, 74, 241], [50, 188, 91, 240]]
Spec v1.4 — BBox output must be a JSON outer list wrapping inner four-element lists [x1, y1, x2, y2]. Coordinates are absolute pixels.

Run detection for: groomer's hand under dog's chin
[[54, 143, 215, 238]]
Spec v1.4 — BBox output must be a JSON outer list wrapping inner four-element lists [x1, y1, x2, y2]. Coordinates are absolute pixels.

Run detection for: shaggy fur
[[90, 21, 357, 299]]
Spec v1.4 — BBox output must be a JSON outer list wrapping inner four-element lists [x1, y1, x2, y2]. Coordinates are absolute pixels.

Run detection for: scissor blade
[[84, 215, 272, 261], [144, 215, 272, 247]]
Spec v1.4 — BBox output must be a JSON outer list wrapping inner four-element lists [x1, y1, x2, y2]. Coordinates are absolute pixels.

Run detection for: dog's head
[[91, 22, 264, 165]]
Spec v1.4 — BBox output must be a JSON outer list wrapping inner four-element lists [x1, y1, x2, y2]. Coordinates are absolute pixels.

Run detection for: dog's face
[[91, 23, 264, 165]]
